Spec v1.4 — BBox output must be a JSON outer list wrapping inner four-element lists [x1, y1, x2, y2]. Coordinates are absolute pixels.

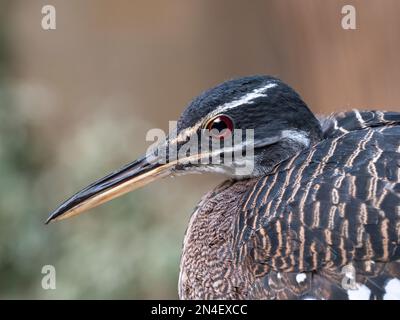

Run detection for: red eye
[[205, 115, 234, 139]]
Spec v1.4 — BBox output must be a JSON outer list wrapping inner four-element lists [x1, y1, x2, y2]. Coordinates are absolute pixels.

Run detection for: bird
[[47, 75, 400, 300]]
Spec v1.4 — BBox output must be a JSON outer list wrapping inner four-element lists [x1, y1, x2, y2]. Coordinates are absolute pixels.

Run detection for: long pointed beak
[[46, 151, 174, 224]]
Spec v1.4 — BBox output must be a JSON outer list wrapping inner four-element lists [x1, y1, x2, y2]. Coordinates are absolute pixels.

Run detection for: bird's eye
[[205, 115, 234, 139]]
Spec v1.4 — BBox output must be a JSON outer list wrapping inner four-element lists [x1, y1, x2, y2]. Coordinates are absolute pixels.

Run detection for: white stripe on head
[[211, 82, 278, 117]]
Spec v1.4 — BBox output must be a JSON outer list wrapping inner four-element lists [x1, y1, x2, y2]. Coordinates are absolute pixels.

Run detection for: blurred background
[[0, 0, 400, 299]]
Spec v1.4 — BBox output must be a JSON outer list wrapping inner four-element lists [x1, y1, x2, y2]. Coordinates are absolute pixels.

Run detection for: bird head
[[46, 75, 323, 223]]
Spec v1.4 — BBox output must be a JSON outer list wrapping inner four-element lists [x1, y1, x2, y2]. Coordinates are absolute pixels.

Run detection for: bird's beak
[[46, 145, 176, 224]]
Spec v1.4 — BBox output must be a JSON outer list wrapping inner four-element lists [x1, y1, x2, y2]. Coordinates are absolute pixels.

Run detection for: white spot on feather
[[296, 273, 307, 284], [347, 284, 371, 300], [383, 278, 400, 300]]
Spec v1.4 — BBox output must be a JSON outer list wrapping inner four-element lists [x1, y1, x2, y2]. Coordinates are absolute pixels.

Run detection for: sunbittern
[[47, 75, 400, 300]]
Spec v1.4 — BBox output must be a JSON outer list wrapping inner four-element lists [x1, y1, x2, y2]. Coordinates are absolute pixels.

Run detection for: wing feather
[[236, 115, 400, 299]]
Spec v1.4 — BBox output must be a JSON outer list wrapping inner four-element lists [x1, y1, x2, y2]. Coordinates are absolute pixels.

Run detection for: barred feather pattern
[[179, 110, 400, 300]]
